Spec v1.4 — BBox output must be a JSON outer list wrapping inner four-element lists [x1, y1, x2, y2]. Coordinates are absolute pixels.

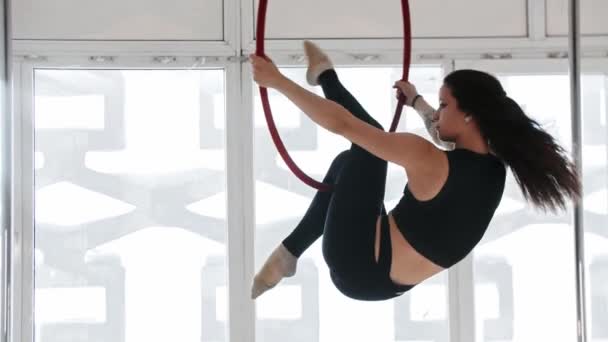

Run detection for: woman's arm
[[250, 54, 442, 172], [250, 54, 350, 133], [393, 81, 455, 150], [277, 77, 438, 170], [274, 76, 351, 134], [412, 96, 455, 150]]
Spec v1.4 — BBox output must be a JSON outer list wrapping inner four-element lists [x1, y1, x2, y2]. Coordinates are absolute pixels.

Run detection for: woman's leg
[[251, 150, 349, 299], [252, 69, 387, 299], [281, 150, 350, 257], [283, 69, 386, 259], [318, 69, 383, 128], [253, 144, 387, 299], [322, 145, 387, 274], [304, 40, 380, 128], [317, 69, 388, 275]]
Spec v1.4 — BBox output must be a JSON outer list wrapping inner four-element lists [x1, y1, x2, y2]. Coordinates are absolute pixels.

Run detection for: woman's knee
[[330, 150, 351, 171], [322, 150, 351, 183], [334, 150, 351, 163]]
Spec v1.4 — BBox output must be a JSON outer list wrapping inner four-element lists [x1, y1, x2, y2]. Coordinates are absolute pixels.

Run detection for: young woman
[[249, 41, 581, 301]]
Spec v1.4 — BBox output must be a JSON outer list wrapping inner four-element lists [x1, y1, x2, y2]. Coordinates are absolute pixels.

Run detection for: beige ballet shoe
[[251, 244, 298, 299], [304, 40, 334, 86]]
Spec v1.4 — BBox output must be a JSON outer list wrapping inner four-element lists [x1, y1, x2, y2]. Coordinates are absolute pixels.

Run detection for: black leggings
[[282, 70, 413, 301]]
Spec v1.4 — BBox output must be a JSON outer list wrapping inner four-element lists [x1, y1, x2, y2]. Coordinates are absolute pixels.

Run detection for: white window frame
[[12, 52, 608, 342], [9, 55, 256, 342], [2, 0, 607, 339]]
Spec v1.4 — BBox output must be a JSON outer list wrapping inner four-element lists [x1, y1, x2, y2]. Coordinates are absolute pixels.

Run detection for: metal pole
[[0, 0, 9, 337], [568, 0, 587, 342], [0, 0, 10, 339], [0, 0, 9, 338]]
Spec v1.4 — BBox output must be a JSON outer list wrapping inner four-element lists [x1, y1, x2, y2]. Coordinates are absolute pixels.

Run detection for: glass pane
[[473, 73, 577, 342], [581, 71, 608, 342], [254, 66, 450, 342], [33, 69, 227, 342]]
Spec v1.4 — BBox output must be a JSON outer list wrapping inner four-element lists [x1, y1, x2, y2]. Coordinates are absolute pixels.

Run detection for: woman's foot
[[303, 40, 334, 86], [251, 243, 298, 299]]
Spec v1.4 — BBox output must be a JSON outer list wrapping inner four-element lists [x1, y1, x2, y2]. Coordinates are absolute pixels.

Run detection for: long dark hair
[[444, 69, 581, 212]]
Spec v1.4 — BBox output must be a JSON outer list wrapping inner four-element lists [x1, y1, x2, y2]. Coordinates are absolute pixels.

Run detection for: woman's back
[[388, 148, 506, 283]]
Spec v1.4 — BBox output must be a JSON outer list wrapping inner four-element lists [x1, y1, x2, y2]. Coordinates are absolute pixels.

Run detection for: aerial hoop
[[255, 0, 412, 191]]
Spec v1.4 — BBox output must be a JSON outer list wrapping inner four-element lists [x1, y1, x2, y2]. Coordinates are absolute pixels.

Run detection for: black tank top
[[390, 148, 506, 268]]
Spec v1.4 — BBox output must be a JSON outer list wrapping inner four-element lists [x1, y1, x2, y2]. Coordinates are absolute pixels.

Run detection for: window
[[581, 71, 608, 342], [33, 69, 228, 342], [472, 73, 576, 342]]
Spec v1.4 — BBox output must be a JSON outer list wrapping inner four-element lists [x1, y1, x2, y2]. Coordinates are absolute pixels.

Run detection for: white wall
[[12, 0, 224, 40], [254, 0, 527, 39], [12, 0, 608, 43], [546, 0, 608, 36]]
